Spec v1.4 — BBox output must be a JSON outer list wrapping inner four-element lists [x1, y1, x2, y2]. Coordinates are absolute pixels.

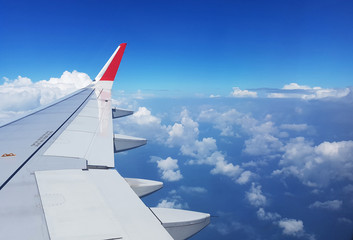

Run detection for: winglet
[[95, 43, 127, 81]]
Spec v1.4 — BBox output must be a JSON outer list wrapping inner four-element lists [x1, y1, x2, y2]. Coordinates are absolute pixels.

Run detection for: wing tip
[[95, 43, 127, 82]]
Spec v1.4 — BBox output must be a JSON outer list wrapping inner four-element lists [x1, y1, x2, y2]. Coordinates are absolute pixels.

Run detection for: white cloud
[[38, 71, 92, 104], [210, 156, 243, 177], [199, 110, 283, 156], [236, 171, 253, 184], [120, 106, 280, 187], [243, 121, 284, 156], [278, 218, 304, 236], [256, 208, 314, 239], [198, 108, 251, 136], [246, 183, 267, 207], [130, 107, 161, 125], [0, 72, 92, 126], [306, 88, 350, 99], [0, 76, 40, 112], [309, 200, 342, 210], [283, 83, 312, 90], [156, 193, 189, 209], [156, 156, 179, 171], [156, 199, 185, 209], [188, 150, 243, 180], [257, 208, 281, 221], [267, 83, 350, 100], [231, 87, 258, 98], [166, 109, 199, 147], [160, 169, 183, 182], [115, 107, 169, 142], [180, 137, 217, 159], [117, 107, 245, 182], [315, 141, 353, 159], [267, 93, 289, 98], [166, 110, 245, 181], [198, 108, 284, 156], [0, 71, 92, 118], [244, 133, 283, 156], [274, 137, 353, 187], [155, 157, 183, 182]]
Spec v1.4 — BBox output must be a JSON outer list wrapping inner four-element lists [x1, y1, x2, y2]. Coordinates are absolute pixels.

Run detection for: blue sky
[[1, 1, 353, 239], [1, 0, 353, 96]]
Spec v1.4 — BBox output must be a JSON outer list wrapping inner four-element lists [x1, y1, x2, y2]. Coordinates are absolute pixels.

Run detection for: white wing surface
[[0, 43, 210, 240]]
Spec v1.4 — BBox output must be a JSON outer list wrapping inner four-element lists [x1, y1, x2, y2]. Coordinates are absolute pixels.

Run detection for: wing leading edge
[[0, 43, 210, 240]]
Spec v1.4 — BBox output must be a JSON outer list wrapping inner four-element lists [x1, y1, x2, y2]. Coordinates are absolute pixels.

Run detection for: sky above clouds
[[1, 0, 353, 94], [1, 0, 353, 239]]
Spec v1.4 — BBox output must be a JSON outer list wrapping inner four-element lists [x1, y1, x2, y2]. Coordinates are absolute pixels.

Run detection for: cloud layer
[[0, 71, 92, 124], [231, 87, 258, 98], [213, 83, 351, 100], [117, 108, 250, 183], [0, 71, 92, 111], [268, 83, 351, 100], [274, 138, 353, 187], [2, 72, 352, 239]]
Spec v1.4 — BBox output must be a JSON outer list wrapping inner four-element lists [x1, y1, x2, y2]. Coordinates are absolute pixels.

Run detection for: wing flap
[[35, 169, 173, 240], [35, 170, 125, 240]]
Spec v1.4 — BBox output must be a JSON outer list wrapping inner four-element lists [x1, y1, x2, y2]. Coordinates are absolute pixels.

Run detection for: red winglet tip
[[100, 43, 127, 81]]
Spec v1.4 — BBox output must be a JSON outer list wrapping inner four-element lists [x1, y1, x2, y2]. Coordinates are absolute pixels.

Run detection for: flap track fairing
[[113, 134, 147, 153]]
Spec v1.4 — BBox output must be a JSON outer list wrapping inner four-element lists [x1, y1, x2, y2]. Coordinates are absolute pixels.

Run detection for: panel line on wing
[[0, 88, 88, 129], [0, 88, 95, 191], [33, 171, 51, 240], [44, 87, 115, 167]]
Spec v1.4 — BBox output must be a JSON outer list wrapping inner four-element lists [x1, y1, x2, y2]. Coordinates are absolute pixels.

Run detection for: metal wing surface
[[0, 43, 210, 240]]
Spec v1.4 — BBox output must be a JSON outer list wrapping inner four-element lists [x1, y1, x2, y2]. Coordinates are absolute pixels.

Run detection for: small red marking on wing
[[1, 153, 16, 157]]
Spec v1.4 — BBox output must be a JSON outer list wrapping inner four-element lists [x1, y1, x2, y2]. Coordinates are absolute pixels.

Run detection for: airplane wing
[[0, 43, 210, 240]]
